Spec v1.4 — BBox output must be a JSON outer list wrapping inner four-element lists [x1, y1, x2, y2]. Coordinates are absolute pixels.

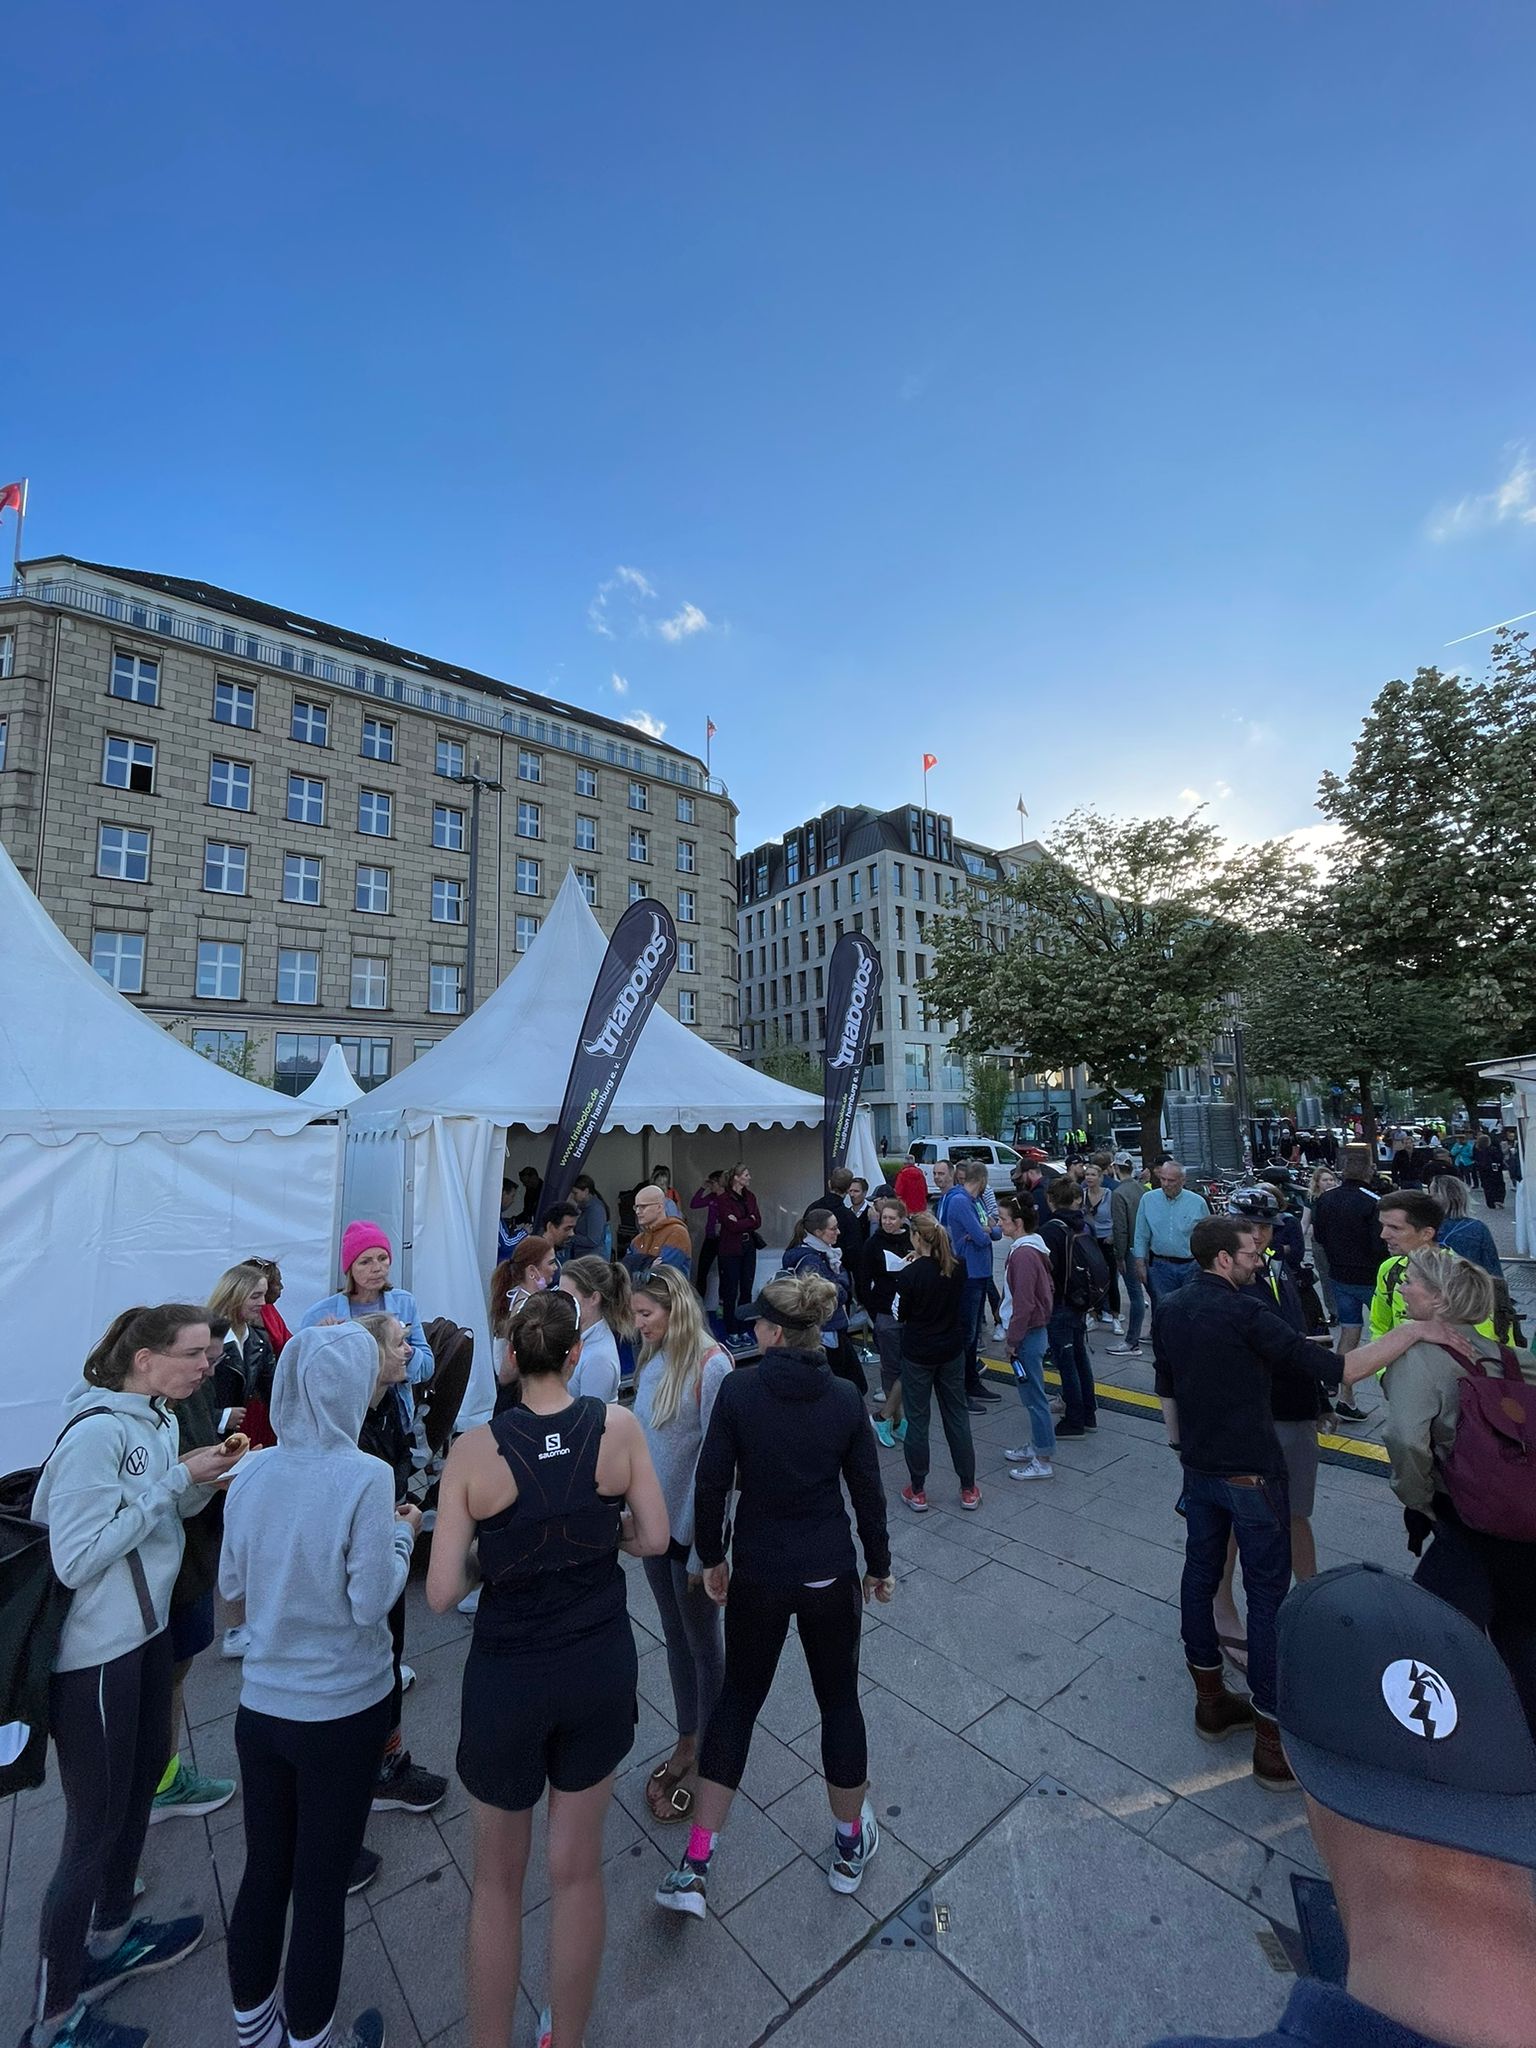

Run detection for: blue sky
[[4, 1, 1535, 855]]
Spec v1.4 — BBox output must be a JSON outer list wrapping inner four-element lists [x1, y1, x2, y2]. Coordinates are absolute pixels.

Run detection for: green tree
[[1314, 638, 1536, 1105], [964, 1057, 1012, 1139], [752, 1028, 822, 1095], [926, 809, 1294, 1164]]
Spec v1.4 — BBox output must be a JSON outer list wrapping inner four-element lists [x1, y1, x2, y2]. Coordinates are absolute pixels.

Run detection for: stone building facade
[[0, 559, 739, 1090]]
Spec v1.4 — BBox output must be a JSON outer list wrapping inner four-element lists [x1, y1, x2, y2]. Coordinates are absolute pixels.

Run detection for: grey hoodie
[[221, 1322, 415, 1722], [33, 1383, 217, 1674]]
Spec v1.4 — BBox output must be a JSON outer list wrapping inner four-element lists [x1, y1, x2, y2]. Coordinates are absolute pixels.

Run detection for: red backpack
[[1437, 1344, 1536, 1542]]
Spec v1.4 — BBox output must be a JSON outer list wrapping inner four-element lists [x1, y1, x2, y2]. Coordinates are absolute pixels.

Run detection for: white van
[[905, 1137, 1036, 1196]]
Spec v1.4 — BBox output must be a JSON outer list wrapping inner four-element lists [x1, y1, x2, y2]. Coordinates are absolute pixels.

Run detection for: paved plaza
[[2, 1288, 1443, 2048]]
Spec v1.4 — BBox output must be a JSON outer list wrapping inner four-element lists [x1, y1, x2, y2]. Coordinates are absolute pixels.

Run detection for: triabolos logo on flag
[[583, 913, 674, 1057]]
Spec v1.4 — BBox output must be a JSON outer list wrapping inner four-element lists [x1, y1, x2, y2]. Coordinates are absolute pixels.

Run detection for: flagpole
[[705, 717, 712, 778], [10, 480, 25, 583], [923, 758, 929, 810]]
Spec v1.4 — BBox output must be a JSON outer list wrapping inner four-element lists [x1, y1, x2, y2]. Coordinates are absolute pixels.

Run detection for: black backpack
[[0, 1410, 156, 1799], [1051, 1222, 1109, 1311]]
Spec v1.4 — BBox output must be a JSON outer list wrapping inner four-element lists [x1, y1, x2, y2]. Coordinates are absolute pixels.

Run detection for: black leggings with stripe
[[698, 1574, 867, 1792], [36, 1628, 175, 2023]]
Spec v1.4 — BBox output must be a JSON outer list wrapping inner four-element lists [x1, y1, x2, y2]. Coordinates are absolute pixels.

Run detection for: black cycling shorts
[[456, 1617, 638, 1812]]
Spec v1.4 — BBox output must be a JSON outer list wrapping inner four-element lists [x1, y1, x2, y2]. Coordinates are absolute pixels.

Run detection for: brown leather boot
[[1187, 1660, 1255, 1742], [1252, 1711, 1296, 1790]]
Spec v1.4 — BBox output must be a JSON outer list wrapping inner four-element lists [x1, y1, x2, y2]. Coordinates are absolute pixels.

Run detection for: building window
[[91, 931, 144, 992], [576, 765, 598, 798], [515, 914, 540, 952], [193, 1027, 248, 1067], [360, 716, 395, 762], [283, 853, 323, 905], [677, 794, 696, 824], [208, 757, 252, 811], [678, 989, 697, 1025], [277, 949, 320, 1004], [350, 956, 388, 1009], [214, 679, 256, 728], [197, 940, 244, 1001], [676, 839, 697, 873], [515, 856, 541, 896], [291, 699, 329, 746], [893, 862, 905, 896], [96, 824, 151, 882], [850, 871, 862, 904], [432, 877, 465, 923], [0, 631, 12, 678], [575, 815, 598, 853], [516, 799, 542, 839], [287, 774, 326, 825], [435, 737, 465, 778], [517, 748, 542, 784], [0, 715, 9, 770], [678, 938, 697, 973], [628, 826, 649, 862], [432, 803, 465, 850], [110, 651, 159, 704], [677, 889, 697, 923], [627, 779, 649, 812], [575, 869, 598, 907], [203, 840, 248, 894], [358, 788, 392, 837], [355, 864, 392, 914], [102, 735, 156, 793], [628, 880, 647, 904], [429, 963, 464, 1014]]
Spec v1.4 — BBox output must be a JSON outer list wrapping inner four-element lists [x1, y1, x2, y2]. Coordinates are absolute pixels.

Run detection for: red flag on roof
[[922, 753, 938, 773], [0, 481, 24, 517]]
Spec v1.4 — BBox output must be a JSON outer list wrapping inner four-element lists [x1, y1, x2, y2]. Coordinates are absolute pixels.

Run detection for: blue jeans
[[1010, 1328, 1056, 1457], [1178, 1471, 1292, 1718], [1047, 1306, 1094, 1429], [1330, 1278, 1373, 1329], [961, 1274, 988, 1391], [1121, 1259, 1146, 1347], [1146, 1256, 1196, 1306]]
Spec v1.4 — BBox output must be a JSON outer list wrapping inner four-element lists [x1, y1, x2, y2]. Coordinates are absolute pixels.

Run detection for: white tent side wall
[[1, 1126, 339, 1467]]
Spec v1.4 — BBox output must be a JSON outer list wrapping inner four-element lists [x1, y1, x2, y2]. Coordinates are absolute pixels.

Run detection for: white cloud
[[610, 672, 629, 696], [623, 710, 667, 739], [654, 601, 711, 643], [588, 564, 658, 637], [1178, 787, 1203, 806], [1430, 446, 1536, 542], [1212, 779, 1232, 801], [615, 565, 655, 597]]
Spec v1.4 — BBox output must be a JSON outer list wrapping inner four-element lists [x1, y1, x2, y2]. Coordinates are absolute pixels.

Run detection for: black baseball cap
[[1277, 1563, 1536, 1870]]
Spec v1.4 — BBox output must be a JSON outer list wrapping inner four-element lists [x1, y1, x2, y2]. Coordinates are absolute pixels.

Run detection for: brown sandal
[[646, 1762, 695, 1822]]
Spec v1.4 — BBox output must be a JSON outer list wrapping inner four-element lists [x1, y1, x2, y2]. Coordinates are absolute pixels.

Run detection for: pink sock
[[685, 1824, 717, 1868]]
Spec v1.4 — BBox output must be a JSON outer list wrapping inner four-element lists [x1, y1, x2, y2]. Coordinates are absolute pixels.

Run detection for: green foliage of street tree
[[925, 809, 1295, 1163], [964, 1057, 1012, 1139], [753, 1028, 822, 1095]]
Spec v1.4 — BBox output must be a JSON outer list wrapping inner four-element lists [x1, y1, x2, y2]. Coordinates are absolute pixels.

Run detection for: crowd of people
[[16, 1125, 1535, 2048]]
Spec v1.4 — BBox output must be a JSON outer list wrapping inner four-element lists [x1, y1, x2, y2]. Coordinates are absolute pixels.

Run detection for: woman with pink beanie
[[300, 1223, 434, 1403]]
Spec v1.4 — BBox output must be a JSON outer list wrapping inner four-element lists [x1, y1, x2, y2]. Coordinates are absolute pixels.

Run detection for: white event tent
[[299, 1043, 366, 1111], [0, 843, 341, 1464], [344, 871, 882, 1427]]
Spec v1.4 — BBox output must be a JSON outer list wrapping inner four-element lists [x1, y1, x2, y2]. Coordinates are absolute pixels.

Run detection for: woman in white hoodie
[[28, 1303, 238, 2048], [221, 1322, 421, 2048]]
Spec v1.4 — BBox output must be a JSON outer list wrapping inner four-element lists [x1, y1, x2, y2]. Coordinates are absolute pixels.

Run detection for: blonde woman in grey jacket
[[27, 1303, 239, 2048]]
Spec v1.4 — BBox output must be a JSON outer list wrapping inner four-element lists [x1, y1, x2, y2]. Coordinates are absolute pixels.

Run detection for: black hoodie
[[693, 1347, 891, 1585]]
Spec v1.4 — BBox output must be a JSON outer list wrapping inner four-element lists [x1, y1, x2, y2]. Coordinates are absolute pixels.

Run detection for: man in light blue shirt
[[1132, 1160, 1210, 1305]]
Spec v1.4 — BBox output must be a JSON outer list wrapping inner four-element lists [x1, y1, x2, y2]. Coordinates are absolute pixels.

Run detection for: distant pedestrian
[[891, 1213, 979, 1512], [1132, 1160, 1209, 1306], [856, 1197, 913, 1447], [1040, 1179, 1100, 1437], [1107, 1153, 1147, 1359], [938, 1163, 1003, 1407]]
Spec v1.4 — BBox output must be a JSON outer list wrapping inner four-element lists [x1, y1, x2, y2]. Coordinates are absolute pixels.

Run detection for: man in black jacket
[[1310, 1145, 1385, 1418], [1152, 1215, 1330, 1790]]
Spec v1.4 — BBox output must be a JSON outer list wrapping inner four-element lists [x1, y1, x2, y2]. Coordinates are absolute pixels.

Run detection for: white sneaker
[[400, 1664, 416, 1692], [1106, 1342, 1142, 1357], [1003, 1446, 1034, 1462], [457, 1586, 481, 1615], [828, 1797, 880, 1894], [991, 1325, 1006, 1343], [1009, 1458, 1054, 1482], [221, 1625, 251, 1660]]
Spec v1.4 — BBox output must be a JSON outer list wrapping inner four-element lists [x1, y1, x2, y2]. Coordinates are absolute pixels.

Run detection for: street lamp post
[[450, 756, 504, 1016]]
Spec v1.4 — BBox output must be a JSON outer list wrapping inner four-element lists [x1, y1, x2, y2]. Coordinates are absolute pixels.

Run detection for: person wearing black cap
[[1148, 1564, 1536, 2048]]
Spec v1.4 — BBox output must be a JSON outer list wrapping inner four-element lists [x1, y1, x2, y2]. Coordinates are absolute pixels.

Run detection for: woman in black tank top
[[427, 1292, 668, 2048]]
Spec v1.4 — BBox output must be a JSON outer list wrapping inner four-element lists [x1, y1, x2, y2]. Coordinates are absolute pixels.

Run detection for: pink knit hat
[[340, 1219, 392, 1277]]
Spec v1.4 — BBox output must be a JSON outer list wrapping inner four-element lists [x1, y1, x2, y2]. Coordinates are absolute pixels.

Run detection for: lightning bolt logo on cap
[[1381, 1658, 1459, 1740]]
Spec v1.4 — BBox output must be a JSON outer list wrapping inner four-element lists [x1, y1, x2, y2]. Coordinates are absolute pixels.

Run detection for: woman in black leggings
[[655, 1269, 894, 1922]]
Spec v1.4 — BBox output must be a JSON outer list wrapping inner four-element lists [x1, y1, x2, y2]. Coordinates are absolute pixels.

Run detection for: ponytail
[[84, 1304, 209, 1389]]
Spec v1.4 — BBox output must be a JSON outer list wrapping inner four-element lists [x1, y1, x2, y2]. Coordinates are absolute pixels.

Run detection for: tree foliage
[[925, 809, 1295, 1161], [964, 1058, 1012, 1139]]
